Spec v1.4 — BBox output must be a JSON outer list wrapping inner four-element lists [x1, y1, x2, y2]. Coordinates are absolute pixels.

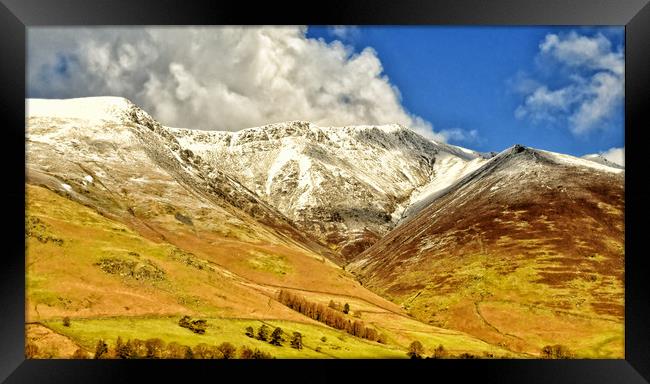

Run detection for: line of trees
[[87, 337, 273, 359], [277, 290, 386, 343], [246, 324, 303, 350]]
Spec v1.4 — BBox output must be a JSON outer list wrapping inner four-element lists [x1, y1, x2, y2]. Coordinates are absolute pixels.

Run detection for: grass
[[44, 316, 407, 359]]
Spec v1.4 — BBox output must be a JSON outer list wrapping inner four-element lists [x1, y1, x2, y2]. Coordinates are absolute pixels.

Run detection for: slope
[[170, 121, 485, 259], [25, 97, 510, 358], [348, 145, 625, 357]]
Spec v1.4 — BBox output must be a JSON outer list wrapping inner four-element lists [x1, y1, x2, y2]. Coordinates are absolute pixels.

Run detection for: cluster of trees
[[277, 290, 387, 343], [541, 344, 573, 359], [407, 341, 450, 359], [178, 316, 207, 335], [88, 337, 273, 359], [406, 341, 501, 359], [245, 324, 303, 350], [327, 300, 350, 314]]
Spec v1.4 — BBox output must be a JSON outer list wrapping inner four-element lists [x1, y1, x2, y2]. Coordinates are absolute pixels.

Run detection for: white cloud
[[28, 26, 440, 140], [515, 31, 624, 136], [435, 128, 480, 144], [600, 147, 625, 166], [329, 26, 361, 41]]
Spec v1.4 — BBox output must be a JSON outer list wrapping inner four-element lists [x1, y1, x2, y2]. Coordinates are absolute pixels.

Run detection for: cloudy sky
[[27, 26, 624, 165]]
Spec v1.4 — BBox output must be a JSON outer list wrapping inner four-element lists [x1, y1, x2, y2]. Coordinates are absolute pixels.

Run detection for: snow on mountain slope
[[398, 144, 624, 225], [26, 98, 339, 263], [581, 153, 625, 169], [348, 144, 624, 355], [27, 97, 135, 123], [169, 121, 482, 259]]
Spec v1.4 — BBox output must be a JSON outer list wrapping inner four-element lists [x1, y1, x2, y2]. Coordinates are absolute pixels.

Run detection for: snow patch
[[27, 97, 133, 123]]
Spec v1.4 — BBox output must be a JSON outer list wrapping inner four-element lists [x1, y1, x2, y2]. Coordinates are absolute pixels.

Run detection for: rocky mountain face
[[169, 122, 485, 259], [26, 98, 339, 263], [26, 97, 625, 357], [347, 145, 625, 355]]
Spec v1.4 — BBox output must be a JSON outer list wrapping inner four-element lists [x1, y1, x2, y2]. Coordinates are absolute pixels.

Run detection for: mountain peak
[[27, 97, 135, 122]]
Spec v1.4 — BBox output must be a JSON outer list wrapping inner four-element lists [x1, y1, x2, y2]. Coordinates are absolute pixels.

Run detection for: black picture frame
[[1, 1, 649, 383]]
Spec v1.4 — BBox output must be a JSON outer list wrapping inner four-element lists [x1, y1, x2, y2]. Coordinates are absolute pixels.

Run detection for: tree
[[94, 339, 108, 359], [193, 343, 223, 359], [217, 342, 237, 359], [129, 339, 147, 358], [257, 325, 270, 341], [351, 320, 365, 338], [431, 344, 447, 359], [343, 303, 350, 314], [145, 338, 166, 359], [245, 326, 255, 338], [290, 332, 303, 350], [541, 344, 573, 359], [25, 342, 39, 359], [165, 342, 191, 359], [178, 315, 191, 328], [270, 327, 285, 346], [62, 316, 71, 327], [407, 341, 425, 359], [239, 346, 254, 359], [115, 336, 132, 359]]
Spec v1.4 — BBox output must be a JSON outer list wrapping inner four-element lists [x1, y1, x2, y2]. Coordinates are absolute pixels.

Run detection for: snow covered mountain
[[581, 153, 624, 169], [348, 144, 624, 355], [26, 97, 338, 263], [168, 121, 487, 258], [26, 97, 624, 265]]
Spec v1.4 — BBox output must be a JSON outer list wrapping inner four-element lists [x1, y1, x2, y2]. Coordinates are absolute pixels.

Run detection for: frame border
[[1, 1, 648, 382]]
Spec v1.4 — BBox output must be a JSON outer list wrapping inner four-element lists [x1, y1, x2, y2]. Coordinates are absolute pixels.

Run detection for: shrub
[[321, 336, 327, 342], [252, 349, 273, 359], [257, 325, 270, 341], [343, 303, 350, 314], [72, 348, 88, 359], [290, 332, 303, 350], [178, 316, 207, 334], [94, 339, 108, 359], [245, 326, 255, 338], [407, 341, 424, 359], [270, 327, 285, 346], [62, 317, 71, 327], [377, 334, 388, 344], [458, 353, 478, 359], [217, 342, 237, 359], [353, 310, 362, 318]]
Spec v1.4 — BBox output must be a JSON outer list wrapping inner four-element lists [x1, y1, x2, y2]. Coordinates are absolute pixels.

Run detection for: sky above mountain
[[27, 26, 624, 163]]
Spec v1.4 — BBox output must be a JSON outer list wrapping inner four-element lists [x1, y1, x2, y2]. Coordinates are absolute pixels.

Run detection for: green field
[[44, 316, 407, 359]]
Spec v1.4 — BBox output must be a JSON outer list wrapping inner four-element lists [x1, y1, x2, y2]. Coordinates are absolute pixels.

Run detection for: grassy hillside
[[26, 184, 510, 358], [349, 149, 625, 358]]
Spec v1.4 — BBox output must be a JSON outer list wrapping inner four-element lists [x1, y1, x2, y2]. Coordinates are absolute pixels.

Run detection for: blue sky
[[28, 26, 624, 162], [308, 26, 624, 157]]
